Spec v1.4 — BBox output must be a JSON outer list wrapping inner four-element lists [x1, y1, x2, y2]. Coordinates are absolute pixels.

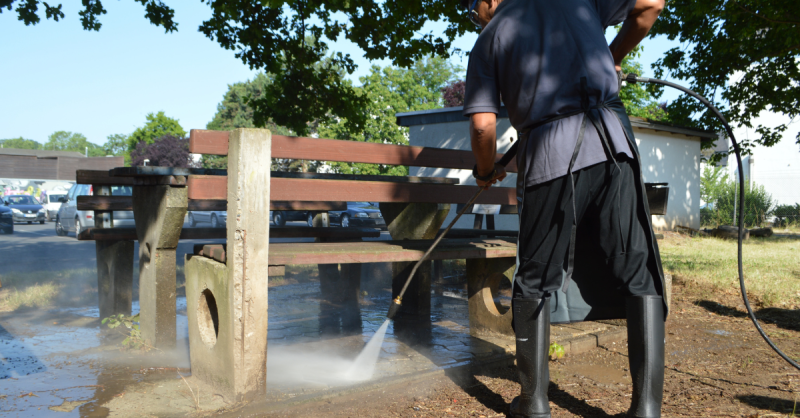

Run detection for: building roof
[[395, 106, 717, 140], [0, 148, 86, 158]]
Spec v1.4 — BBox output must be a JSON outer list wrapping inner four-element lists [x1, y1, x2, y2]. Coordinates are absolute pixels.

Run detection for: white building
[[396, 107, 717, 231]]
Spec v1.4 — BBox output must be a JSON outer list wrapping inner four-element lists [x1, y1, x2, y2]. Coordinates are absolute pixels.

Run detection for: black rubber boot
[[626, 295, 665, 418], [509, 297, 551, 418]]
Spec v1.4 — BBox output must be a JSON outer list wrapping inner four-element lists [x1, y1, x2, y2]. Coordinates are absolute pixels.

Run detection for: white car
[[43, 191, 67, 221]]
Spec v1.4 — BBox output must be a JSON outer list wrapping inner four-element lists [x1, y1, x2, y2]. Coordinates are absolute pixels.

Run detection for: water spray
[[386, 140, 520, 320], [626, 73, 799, 371]]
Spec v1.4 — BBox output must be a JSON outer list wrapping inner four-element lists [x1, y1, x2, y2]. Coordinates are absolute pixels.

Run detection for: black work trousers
[[514, 157, 658, 299]]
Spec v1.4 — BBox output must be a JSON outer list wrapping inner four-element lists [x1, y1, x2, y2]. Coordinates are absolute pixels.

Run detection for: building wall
[[408, 120, 702, 231], [633, 128, 701, 230], [0, 155, 124, 181]]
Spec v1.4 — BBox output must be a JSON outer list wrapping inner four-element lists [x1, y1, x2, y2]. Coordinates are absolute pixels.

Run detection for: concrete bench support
[[467, 257, 515, 337], [95, 240, 134, 319], [133, 183, 187, 349], [93, 184, 134, 320], [185, 128, 272, 401], [381, 202, 449, 318]]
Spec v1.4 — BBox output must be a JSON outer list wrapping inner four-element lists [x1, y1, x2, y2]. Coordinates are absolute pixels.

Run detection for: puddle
[[707, 329, 732, 336], [1, 277, 513, 415]]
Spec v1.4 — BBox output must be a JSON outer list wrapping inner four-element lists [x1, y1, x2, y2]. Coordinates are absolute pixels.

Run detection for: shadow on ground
[[695, 300, 800, 332], [737, 394, 798, 415]]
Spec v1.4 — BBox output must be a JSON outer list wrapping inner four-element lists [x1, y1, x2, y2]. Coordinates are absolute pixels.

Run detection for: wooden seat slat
[[77, 170, 135, 186], [266, 238, 517, 266], [110, 166, 227, 177], [79, 226, 380, 241]]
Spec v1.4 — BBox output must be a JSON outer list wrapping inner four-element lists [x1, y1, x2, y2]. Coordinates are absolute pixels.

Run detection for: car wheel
[[273, 211, 285, 226], [75, 216, 82, 239], [341, 214, 350, 228], [188, 212, 196, 227], [211, 214, 219, 228], [307, 212, 315, 227], [27, 221, 33, 224], [39, 220, 45, 224], [55, 217, 66, 236]]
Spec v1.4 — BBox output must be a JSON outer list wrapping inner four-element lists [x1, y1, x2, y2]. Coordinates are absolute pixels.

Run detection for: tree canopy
[[127, 111, 186, 151], [45, 131, 106, 156], [4, 0, 474, 136], [318, 56, 463, 175], [650, 0, 800, 151], [0, 137, 42, 149]]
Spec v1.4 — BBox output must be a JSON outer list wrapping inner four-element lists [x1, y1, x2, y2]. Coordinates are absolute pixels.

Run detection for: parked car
[[187, 211, 227, 228], [0, 204, 13, 234], [306, 202, 385, 228], [56, 184, 136, 238], [270, 210, 309, 226], [43, 191, 68, 221], [3, 195, 46, 224]]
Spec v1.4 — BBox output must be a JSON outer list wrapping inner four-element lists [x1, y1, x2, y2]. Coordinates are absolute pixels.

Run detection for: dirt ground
[[244, 282, 799, 418]]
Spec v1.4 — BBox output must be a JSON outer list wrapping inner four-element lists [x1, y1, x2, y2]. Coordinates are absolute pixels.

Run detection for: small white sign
[[472, 204, 501, 215]]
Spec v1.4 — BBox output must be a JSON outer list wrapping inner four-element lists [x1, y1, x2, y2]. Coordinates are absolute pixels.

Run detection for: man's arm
[[470, 112, 507, 189], [609, 0, 665, 71]]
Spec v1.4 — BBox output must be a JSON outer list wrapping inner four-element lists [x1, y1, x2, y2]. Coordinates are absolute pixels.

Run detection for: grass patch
[[659, 233, 800, 309], [0, 268, 97, 311]]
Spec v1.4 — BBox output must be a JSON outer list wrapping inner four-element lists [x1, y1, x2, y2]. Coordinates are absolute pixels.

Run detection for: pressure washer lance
[[386, 141, 520, 321], [628, 73, 798, 371]]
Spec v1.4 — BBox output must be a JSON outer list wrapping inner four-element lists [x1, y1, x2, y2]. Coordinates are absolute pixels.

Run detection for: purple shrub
[[441, 80, 466, 107], [130, 134, 192, 168]]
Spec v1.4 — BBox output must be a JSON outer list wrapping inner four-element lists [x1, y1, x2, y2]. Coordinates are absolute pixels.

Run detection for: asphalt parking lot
[[0, 220, 388, 275]]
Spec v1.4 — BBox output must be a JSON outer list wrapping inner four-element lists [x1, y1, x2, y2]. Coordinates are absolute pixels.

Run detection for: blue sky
[[0, 2, 679, 147]]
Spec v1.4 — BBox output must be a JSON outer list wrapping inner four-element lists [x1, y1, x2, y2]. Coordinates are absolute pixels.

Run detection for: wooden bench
[[78, 127, 670, 402]]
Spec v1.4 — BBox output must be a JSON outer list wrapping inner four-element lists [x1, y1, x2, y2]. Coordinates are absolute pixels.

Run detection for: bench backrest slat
[[271, 177, 516, 205], [188, 130, 519, 173], [77, 170, 135, 186], [189, 130, 230, 156]]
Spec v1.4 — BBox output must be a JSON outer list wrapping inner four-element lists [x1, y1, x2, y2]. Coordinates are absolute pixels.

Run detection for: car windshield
[[7, 196, 37, 205], [48, 195, 64, 203]]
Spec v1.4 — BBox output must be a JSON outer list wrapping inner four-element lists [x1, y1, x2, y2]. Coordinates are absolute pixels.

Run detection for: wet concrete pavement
[[0, 267, 627, 417]]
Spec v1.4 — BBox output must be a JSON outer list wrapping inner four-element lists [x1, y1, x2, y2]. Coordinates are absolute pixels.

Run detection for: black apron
[[515, 78, 668, 324]]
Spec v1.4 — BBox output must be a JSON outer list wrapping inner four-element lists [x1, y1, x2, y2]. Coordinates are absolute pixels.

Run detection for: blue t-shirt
[[463, 0, 636, 186]]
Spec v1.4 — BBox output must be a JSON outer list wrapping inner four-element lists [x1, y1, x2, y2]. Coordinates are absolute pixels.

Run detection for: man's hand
[[609, 0, 665, 71], [476, 163, 508, 190]]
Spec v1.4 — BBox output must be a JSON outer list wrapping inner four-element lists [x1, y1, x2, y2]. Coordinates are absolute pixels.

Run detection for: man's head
[[459, 0, 504, 29]]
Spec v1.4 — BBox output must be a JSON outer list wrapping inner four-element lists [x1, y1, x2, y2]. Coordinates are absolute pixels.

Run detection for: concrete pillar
[[380, 202, 449, 319], [95, 240, 134, 319], [133, 183, 187, 350], [466, 257, 515, 337], [185, 128, 271, 402], [93, 184, 134, 320]]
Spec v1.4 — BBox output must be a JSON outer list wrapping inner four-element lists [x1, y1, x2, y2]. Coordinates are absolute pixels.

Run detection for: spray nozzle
[[386, 297, 402, 320]]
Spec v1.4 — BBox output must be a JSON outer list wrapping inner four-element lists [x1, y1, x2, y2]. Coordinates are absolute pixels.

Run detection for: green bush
[[773, 203, 800, 227], [700, 166, 775, 227]]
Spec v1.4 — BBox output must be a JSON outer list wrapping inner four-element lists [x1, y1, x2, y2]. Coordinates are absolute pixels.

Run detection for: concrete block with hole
[[467, 257, 515, 336], [184, 128, 271, 401]]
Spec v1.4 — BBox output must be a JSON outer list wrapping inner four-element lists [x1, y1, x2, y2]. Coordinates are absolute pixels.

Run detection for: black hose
[[627, 73, 799, 371]]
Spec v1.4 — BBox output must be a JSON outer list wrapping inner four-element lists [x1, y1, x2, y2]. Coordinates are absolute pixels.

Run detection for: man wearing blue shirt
[[461, 0, 667, 417]]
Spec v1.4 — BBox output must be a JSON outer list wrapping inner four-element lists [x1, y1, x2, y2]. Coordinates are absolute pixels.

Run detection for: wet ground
[[0, 263, 626, 417]]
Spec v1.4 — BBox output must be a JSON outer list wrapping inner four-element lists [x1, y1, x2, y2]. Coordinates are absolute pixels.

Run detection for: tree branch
[[730, 0, 800, 25]]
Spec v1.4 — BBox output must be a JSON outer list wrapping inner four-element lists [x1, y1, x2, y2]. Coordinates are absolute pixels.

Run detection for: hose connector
[[387, 297, 402, 320]]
